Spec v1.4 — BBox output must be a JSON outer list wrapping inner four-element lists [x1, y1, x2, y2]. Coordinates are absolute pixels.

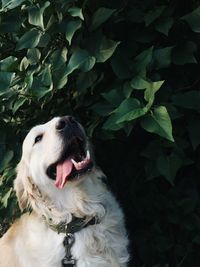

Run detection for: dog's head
[[15, 116, 94, 210]]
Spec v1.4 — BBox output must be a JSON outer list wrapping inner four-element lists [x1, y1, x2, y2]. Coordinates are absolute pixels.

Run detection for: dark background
[[1, 0, 200, 266]]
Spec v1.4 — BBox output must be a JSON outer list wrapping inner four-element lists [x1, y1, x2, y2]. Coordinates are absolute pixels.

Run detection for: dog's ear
[[14, 160, 30, 211]]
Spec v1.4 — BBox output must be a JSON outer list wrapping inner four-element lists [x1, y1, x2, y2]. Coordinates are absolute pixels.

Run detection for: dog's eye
[[34, 134, 43, 144]]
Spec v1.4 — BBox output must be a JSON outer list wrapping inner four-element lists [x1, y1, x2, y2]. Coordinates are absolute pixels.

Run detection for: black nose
[[56, 116, 76, 131]]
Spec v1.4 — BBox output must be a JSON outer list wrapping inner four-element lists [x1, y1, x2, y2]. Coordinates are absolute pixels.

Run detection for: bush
[[1, 0, 200, 266]]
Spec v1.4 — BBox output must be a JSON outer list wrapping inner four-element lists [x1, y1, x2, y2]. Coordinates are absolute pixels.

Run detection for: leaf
[[96, 38, 120, 63], [111, 54, 133, 79], [68, 7, 84, 20], [16, 29, 42, 50], [90, 7, 115, 31], [144, 6, 165, 26], [28, 1, 50, 30], [172, 41, 197, 65], [27, 48, 41, 65], [13, 98, 27, 113], [76, 70, 97, 91], [1, 188, 12, 208], [0, 150, 14, 172], [103, 98, 146, 129], [130, 76, 164, 109], [102, 88, 123, 107], [91, 102, 113, 116], [156, 153, 182, 185], [133, 47, 153, 75], [52, 66, 68, 90], [0, 56, 18, 71], [65, 20, 82, 45], [130, 75, 151, 90], [103, 112, 124, 131], [181, 6, 200, 33], [187, 120, 200, 150], [114, 98, 141, 116], [19, 57, 29, 71], [141, 106, 174, 142], [144, 80, 164, 109], [172, 91, 200, 111], [117, 107, 148, 123], [65, 49, 95, 75], [155, 17, 174, 35], [114, 98, 147, 123], [1, 0, 25, 11], [153, 46, 173, 69], [0, 72, 15, 94], [50, 48, 68, 70]]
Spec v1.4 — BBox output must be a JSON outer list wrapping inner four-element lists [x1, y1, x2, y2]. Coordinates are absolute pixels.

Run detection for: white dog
[[0, 116, 129, 267]]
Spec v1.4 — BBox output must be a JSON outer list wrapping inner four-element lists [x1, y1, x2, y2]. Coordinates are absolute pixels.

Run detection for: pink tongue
[[55, 158, 73, 189]]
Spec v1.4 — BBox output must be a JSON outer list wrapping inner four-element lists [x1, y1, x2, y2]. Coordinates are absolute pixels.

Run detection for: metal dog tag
[[62, 257, 76, 267], [62, 233, 76, 267]]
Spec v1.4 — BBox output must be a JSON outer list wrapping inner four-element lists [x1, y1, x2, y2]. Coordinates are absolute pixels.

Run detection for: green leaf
[[157, 153, 182, 185], [76, 70, 97, 91], [172, 91, 200, 111], [141, 106, 174, 142], [28, 1, 50, 30], [117, 107, 148, 123], [16, 29, 42, 50], [103, 112, 124, 131], [187, 120, 200, 150], [19, 57, 29, 71], [40, 64, 52, 88], [114, 98, 141, 116], [0, 150, 14, 172], [111, 54, 132, 80], [144, 80, 164, 109], [0, 72, 15, 94], [91, 102, 113, 116], [181, 6, 200, 33], [0, 56, 18, 71], [112, 98, 147, 123], [130, 75, 151, 90], [68, 7, 84, 20], [153, 46, 173, 69], [144, 6, 165, 26], [65, 20, 82, 45], [133, 46, 153, 75], [52, 67, 68, 90], [155, 17, 174, 35], [27, 48, 41, 65], [172, 41, 197, 65], [102, 88, 123, 107], [103, 98, 146, 129], [130, 76, 164, 109], [65, 49, 96, 75], [50, 48, 68, 70], [1, 188, 12, 208], [95, 37, 120, 63], [90, 7, 115, 31], [12, 98, 27, 113], [1, 0, 25, 11]]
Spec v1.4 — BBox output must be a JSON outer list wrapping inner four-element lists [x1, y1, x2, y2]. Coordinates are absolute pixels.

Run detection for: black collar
[[43, 215, 99, 234]]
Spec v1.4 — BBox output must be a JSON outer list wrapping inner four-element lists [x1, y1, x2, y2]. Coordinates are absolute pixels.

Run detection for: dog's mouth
[[46, 138, 93, 189]]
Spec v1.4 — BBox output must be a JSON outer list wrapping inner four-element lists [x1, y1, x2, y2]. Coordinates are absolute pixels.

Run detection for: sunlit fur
[[0, 117, 129, 267]]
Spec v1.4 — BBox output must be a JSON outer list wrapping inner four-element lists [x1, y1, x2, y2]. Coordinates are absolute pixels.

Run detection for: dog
[[0, 116, 129, 267]]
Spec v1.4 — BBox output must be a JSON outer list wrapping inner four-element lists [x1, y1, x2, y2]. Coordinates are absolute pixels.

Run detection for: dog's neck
[[26, 168, 107, 225]]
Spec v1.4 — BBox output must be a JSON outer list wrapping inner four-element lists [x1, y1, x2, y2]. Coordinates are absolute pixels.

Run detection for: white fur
[[0, 117, 129, 267]]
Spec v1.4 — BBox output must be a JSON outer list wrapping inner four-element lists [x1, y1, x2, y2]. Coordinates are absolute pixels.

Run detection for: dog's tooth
[[86, 150, 90, 160], [71, 159, 78, 168]]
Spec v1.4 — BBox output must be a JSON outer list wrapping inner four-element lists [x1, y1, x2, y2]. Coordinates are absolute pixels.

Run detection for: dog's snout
[[56, 116, 76, 131]]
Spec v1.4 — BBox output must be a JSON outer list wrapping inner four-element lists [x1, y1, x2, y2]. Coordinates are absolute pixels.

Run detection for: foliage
[[1, 0, 200, 266]]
